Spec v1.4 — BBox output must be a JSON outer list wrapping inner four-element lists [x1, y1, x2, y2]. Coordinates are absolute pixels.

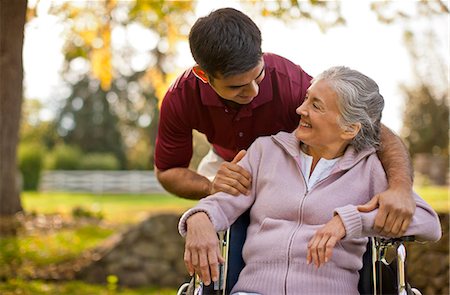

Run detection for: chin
[[294, 128, 304, 141], [236, 96, 254, 104]]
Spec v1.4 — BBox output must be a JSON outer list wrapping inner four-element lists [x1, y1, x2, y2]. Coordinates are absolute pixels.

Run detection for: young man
[[155, 8, 415, 237]]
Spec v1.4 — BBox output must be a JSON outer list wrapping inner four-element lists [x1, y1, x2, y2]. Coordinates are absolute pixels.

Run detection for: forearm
[[377, 125, 413, 191], [360, 196, 441, 241], [156, 167, 211, 200]]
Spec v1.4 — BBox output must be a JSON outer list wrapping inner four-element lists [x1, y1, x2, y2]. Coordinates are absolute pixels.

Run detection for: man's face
[[208, 60, 265, 105]]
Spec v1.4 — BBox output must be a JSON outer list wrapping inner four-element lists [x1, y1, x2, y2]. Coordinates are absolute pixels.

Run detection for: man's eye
[[313, 103, 320, 109]]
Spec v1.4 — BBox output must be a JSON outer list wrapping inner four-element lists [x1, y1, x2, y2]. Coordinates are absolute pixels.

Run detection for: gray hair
[[313, 66, 385, 152]]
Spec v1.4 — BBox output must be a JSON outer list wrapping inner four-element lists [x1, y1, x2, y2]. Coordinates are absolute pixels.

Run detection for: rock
[[119, 271, 149, 287], [73, 213, 449, 291]]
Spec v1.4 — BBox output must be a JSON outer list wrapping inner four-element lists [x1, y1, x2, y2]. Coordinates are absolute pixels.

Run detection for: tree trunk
[[0, 0, 27, 221]]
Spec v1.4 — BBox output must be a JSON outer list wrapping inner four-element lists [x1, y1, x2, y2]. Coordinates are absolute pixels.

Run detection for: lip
[[299, 120, 311, 128]]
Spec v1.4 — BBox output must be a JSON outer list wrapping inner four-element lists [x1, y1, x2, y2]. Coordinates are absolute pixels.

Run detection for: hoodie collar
[[271, 131, 377, 171]]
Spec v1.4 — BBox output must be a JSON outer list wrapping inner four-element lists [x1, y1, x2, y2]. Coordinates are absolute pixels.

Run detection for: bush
[[79, 153, 120, 170], [45, 144, 82, 170], [18, 144, 45, 190]]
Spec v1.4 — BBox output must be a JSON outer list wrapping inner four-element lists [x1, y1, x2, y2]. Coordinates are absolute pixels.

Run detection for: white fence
[[39, 171, 167, 194]]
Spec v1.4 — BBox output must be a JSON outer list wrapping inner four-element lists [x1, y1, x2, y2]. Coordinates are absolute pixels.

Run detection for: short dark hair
[[189, 8, 262, 78]]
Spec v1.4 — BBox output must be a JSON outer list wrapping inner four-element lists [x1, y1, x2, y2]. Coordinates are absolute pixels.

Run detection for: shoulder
[[163, 68, 199, 106], [359, 151, 388, 191], [263, 52, 311, 78], [161, 68, 203, 114], [250, 135, 273, 149], [247, 135, 278, 155], [166, 67, 197, 94], [262, 53, 312, 100]]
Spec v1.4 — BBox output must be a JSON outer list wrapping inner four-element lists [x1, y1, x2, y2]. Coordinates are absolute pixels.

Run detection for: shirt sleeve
[[154, 90, 193, 170]]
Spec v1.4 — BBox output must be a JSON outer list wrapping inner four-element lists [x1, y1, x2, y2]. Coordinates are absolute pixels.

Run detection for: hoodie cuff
[[178, 208, 211, 237], [334, 205, 362, 239]]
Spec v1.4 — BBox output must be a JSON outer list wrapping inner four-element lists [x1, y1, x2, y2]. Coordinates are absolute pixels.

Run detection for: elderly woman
[[178, 66, 441, 294]]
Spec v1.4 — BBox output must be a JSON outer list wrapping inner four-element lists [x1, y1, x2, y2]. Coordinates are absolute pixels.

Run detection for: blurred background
[[0, 0, 448, 294]]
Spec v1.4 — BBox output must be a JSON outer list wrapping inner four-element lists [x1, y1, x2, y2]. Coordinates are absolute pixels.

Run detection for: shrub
[[79, 153, 120, 170], [18, 144, 45, 190], [45, 144, 82, 170]]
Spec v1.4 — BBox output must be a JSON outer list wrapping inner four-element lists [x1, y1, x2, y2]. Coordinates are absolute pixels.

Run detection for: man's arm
[[156, 167, 211, 200], [358, 124, 416, 237]]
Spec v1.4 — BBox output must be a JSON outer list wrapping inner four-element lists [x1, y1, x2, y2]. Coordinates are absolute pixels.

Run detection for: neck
[[221, 98, 243, 110], [301, 142, 348, 174]]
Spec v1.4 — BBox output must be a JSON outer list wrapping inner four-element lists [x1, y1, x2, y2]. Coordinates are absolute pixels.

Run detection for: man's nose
[[243, 80, 259, 97]]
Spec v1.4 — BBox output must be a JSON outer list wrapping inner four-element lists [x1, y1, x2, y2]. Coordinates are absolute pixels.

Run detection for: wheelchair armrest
[[376, 235, 415, 247]]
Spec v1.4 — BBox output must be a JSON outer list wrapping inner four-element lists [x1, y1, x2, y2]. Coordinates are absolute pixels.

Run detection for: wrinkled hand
[[307, 215, 346, 268], [210, 150, 252, 196], [184, 212, 224, 285], [358, 188, 415, 237]]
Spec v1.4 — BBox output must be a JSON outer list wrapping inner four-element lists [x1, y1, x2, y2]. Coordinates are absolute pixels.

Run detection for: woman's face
[[295, 79, 349, 157]]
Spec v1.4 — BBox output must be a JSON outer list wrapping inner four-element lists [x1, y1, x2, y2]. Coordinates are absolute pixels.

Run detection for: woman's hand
[[307, 215, 346, 268], [184, 212, 225, 285]]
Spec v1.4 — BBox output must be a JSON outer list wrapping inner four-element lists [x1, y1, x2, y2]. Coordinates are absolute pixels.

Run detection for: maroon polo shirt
[[155, 53, 312, 171]]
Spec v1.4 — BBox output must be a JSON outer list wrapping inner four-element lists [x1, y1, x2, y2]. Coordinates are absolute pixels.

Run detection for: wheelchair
[[178, 213, 423, 295]]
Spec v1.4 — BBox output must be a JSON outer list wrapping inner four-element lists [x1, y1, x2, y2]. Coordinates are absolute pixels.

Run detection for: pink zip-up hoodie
[[179, 131, 441, 294]]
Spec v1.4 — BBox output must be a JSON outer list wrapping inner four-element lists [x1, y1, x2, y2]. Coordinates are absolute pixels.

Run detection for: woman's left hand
[[307, 215, 346, 268]]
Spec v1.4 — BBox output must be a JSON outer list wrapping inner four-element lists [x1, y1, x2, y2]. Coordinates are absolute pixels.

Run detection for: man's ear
[[192, 65, 209, 83], [341, 123, 361, 140]]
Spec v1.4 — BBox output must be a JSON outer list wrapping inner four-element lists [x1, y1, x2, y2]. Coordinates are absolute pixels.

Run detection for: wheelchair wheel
[[177, 283, 190, 295]]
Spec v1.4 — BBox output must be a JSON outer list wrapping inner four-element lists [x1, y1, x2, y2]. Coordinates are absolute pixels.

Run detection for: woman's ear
[[341, 123, 361, 140], [192, 65, 209, 83]]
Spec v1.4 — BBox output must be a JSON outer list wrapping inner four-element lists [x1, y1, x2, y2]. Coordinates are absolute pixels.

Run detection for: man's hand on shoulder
[[209, 150, 252, 196], [358, 188, 416, 237]]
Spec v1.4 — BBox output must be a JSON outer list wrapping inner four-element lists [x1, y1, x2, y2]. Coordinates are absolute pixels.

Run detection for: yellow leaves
[[142, 68, 175, 109], [91, 28, 112, 91], [261, 8, 271, 17], [78, 30, 97, 47]]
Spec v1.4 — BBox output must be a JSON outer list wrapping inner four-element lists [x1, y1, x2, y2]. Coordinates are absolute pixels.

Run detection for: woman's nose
[[296, 104, 306, 115]]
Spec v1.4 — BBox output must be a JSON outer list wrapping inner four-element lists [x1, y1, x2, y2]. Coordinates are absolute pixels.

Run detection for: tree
[[47, 0, 195, 169], [0, 0, 27, 222], [400, 30, 449, 184]]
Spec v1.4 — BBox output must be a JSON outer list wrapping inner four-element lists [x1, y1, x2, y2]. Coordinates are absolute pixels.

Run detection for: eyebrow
[[305, 91, 324, 105], [230, 65, 265, 88]]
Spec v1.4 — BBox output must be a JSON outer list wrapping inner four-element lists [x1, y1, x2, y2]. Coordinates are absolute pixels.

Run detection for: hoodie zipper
[[283, 165, 309, 295], [283, 163, 342, 294]]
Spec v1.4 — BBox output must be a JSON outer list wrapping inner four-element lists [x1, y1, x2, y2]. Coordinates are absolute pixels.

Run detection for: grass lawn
[[22, 186, 449, 219], [414, 185, 449, 213], [1, 186, 447, 294], [21, 191, 198, 224], [2, 192, 198, 294], [0, 278, 174, 295]]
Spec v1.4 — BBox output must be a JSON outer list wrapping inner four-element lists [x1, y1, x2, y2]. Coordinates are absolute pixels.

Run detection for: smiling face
[[295, 79, 353, 159], [207, 60, 265, 105]]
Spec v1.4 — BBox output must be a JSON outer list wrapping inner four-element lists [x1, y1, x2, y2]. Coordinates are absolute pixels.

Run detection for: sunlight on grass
[[414, 185, 449, 213], [22, 192, 198, 223], [0, 279, 175, 295], [0, 225, 114, 272]]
